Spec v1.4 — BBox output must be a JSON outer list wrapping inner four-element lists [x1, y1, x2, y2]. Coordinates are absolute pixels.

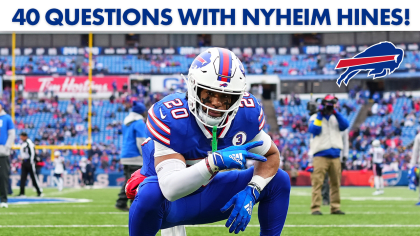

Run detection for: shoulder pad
[[146, 93, 190, 149], [237, 92, 266, 132]]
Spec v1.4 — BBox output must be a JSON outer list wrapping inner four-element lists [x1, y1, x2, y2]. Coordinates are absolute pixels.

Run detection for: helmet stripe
[[217, 48, 232, 82]]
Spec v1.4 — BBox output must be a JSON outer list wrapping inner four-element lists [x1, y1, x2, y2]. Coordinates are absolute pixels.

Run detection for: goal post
[[11, 32, 94, 160]]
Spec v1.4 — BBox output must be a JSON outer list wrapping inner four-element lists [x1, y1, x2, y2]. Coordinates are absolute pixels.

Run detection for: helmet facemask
[[183, 74, 245, 128]]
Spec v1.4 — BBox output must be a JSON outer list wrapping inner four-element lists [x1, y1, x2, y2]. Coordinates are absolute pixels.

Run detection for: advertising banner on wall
[[290, 170, 409, 187], [149, 75, 185, 93], [148, 74, 281, 98], [12, 170, 410, 188], [11, 173, 126, 188], [24, 76, 129, 98]]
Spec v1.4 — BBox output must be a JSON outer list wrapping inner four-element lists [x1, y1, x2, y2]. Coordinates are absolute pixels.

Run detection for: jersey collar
[[195, 116, 233, 139]]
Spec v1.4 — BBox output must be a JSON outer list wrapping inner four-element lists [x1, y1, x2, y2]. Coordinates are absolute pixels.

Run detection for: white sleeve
[[309, 114, 317, 122], [341, 130, 349, 161], [248, 130, 272, 156], [411, 135, 420, 166], [136, 137, 146, 156], [156, 158, 212, 202], [6, 129, 15, 148], [154, 140, 178, 157]]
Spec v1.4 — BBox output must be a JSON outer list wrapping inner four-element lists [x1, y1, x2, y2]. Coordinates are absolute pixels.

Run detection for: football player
[[127, 48, 290, 235], [371, 140, 385, 195], [52, 151, 65, 192]]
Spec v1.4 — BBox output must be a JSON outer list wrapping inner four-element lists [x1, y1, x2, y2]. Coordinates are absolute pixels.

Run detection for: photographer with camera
[[308, 95, 349, 215], [307, 98, 348, 206]]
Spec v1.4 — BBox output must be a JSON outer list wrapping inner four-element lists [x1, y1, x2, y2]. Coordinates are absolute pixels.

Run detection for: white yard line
[[290, 204, 418, 207], [1, 225, 420, 228], [11, 204, 111, 208], [341, 197, 418, 201], [0, 212, 127, 215], [43, 189, 85, 196], [3, 211, 420, 215], [8, 198, 92, 205], [287, 212, 420, 215]]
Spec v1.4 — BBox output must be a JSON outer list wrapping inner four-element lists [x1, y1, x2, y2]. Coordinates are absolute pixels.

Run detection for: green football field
[[1, 186, 420, 236]]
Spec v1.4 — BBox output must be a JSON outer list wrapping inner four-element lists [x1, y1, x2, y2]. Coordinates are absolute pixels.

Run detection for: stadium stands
[[1, 45, 419, 177], [350, 93, 420, 171], [0, 49, 419, 76], [5, 88, 417, 176], [2, 86, 159, 175]]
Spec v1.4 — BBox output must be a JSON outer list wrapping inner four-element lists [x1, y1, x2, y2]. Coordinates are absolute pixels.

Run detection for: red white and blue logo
[[335, 41, 404, 87], [191, 51, 212, 69], [216, 48, 234, 83]]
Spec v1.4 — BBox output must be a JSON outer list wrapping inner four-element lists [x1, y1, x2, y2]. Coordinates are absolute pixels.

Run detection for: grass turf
[[0, 186, 419, 235]]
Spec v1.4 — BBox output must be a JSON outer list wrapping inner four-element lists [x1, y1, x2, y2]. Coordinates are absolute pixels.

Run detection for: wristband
[[248, 175, 275, 193], [205, 155, 215, 175], [247, 183, 261, 201]]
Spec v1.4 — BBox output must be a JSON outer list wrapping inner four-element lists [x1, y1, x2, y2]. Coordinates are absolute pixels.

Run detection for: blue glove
[[206, 141, 267, 173], [221, 185, 260, 234]]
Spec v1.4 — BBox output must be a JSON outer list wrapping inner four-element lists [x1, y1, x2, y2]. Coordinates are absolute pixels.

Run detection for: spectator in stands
[[0, 101, 15, 208], [294, 94, 302, 106], [261, 64, 267, 74], [372, 92, 380, 103], [67, 103, 75, 115], [112, 80, 118, 94], [115, 101, 147, 211], [101, 153, 110, 171], [394, 124, 402, 136], [92, 125, 100, 133], [308, 95, 349, 215], [277, 115, 284, 129], [279, 96, 285, 106], [371, 103, 379, 115]]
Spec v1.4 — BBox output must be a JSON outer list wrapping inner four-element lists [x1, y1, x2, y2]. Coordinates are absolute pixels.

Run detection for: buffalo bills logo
[[219, 83, 228, 87], [382, 171, 401, 186], [336, 42, 404, 87], [191, 51, 212, 69], [116, 176, 126, 186]]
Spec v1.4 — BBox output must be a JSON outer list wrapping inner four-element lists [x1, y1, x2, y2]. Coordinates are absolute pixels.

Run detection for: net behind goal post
[[10, 33, 94, 160]]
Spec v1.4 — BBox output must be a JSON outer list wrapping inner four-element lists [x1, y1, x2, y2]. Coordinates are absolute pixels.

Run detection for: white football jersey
[[79, 161, 87, 173], [54, 157, 65, 174], [371, 147, 385, 164]]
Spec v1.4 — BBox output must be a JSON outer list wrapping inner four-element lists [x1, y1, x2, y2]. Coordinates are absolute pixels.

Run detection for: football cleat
[[372, 190, 383, 196]]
